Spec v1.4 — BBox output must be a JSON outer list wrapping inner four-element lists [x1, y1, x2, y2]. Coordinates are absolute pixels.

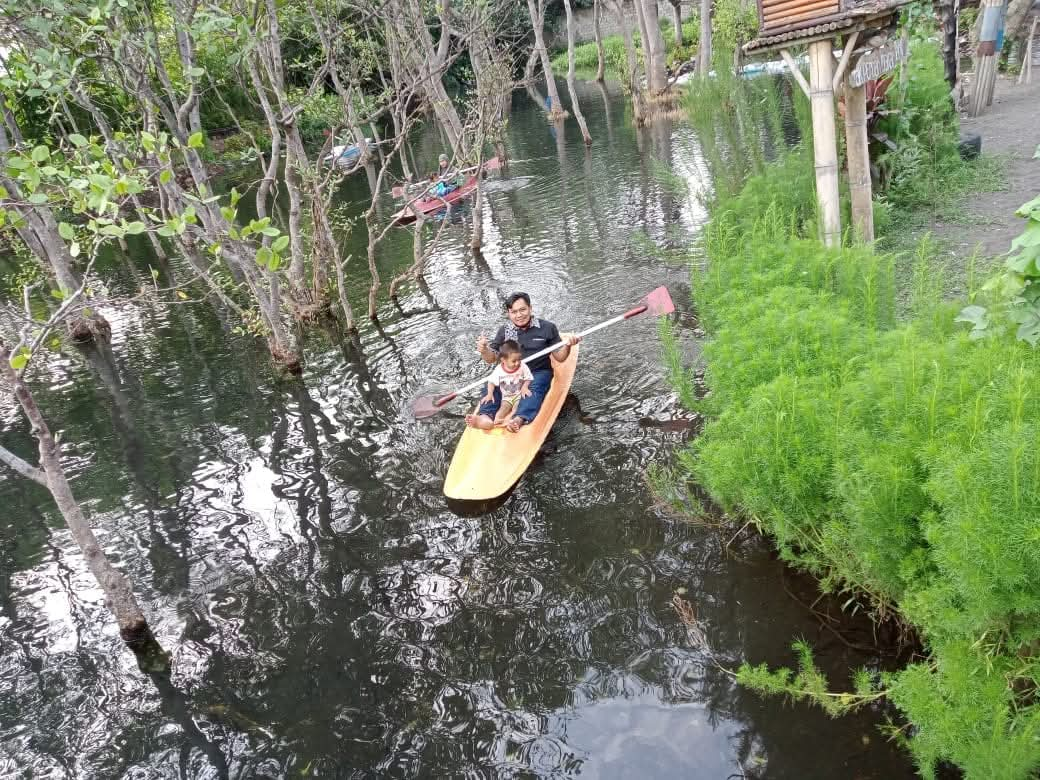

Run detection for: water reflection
[[0, 82, 914, 777]]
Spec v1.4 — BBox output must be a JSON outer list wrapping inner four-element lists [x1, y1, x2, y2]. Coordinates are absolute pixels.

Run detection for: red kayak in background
[[391, 175, 479, 225], [390, 157, 501, 225]]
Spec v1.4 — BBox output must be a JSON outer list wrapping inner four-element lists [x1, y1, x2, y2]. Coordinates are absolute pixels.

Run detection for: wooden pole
[[1019, 16, 1037, 84], [844, 76, 874, 244], [971, 0, 1006, 116], [809, 39, 842, 247]]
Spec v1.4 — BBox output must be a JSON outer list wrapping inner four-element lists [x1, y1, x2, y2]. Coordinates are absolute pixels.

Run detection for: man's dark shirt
[[490, 317, 562, 372]]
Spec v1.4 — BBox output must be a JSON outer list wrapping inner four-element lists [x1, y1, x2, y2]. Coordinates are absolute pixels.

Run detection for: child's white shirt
[[489, 362, 533, 397]]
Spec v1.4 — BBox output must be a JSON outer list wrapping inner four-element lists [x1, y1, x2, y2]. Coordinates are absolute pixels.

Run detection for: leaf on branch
[[272, 235, 290, 253], [31, 145, 50, 163], [187, 132, 204, 149], [68, 133, 88, 148], [159, 169, 172, 185], [51, 289, 65, 300], [28, 192, 48, 205], [58, 221, 75, 240], [70, 241, 80, 257], [124, 221, 145, 235], [9, 347, 31, 371]]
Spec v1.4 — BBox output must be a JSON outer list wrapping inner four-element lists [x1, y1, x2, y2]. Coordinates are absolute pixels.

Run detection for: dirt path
[[929, 76, 1040, 260]]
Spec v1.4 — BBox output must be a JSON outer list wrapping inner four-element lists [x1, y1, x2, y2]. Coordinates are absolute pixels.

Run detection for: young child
[[465, 340, 532, 430]]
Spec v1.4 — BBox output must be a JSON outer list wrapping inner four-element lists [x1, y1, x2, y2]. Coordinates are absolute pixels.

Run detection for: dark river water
[[0, 81, 915, 777]]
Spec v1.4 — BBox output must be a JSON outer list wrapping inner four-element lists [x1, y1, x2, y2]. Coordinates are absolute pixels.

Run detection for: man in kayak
[[475, 292, 580, 432]]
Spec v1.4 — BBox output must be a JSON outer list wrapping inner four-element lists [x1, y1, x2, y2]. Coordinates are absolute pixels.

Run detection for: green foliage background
[[667, 30, 1040, 780]]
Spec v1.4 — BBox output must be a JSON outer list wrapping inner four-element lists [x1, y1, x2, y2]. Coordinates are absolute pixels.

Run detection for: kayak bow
[[443, 346, 578, 500]]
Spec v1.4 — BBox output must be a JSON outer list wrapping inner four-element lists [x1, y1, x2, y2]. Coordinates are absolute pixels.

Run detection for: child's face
[[502, 352, 521, 371]]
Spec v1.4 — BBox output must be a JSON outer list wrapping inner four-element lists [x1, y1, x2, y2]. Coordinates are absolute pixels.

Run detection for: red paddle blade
[[411, 391, 457, 419], [641, 286, 675, 317], [483, 156, 502, 171], [412, 397, 442, 418]]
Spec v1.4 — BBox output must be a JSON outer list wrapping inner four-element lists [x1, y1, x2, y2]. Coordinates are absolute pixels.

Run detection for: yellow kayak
[[443, 347, 579, 500]]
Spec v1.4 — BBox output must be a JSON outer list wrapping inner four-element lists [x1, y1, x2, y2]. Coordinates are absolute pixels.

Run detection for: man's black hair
[[499, 339, 522, 357], [504, 292, 531, 310]]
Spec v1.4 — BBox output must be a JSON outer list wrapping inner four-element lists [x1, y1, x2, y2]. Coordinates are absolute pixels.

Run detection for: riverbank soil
[[926, 76, 1040, 284]]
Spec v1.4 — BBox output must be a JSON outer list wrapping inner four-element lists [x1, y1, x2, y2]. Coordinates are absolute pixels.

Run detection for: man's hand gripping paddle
[[411, 286, 675, 419]]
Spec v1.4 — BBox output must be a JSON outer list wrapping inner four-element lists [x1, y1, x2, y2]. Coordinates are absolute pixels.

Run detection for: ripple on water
[[0, 82, 917, 779]]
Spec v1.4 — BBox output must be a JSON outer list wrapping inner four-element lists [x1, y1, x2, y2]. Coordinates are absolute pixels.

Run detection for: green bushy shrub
[[888, 641, 1040, 779], [668, 131, 1040, 775]]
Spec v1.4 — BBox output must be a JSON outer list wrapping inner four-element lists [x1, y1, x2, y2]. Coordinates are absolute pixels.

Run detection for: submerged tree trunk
[[641, 0, 669, 95], [564, 0, 593, 144], [698, 0, 713, 76], [1, 343, 167, 665], [333, 248, 357, 332], [615, 0, 647, 124], [471, 170, 485, 251], [527, 0, 567, 120], [670, 0, 683, 46], [392, 0, 465, 152], [0, 116, 109, 343], [594, 0, 608, 82]]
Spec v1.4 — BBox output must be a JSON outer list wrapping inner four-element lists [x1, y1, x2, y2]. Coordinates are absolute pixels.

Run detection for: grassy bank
[[665, 32, 1040, 780]]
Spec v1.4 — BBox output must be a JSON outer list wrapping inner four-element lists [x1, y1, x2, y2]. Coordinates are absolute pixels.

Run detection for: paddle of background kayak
[[442, 347, 578, 500]]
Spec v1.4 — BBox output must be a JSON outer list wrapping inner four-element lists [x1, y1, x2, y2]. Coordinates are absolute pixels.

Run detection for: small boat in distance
[[391, 175, 479, 225], [322, 137, 371, 169], [391, 157, 501, 226]]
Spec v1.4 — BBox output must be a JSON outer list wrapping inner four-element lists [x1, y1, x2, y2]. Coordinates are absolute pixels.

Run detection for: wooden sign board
[[848, 37, 909, 87]]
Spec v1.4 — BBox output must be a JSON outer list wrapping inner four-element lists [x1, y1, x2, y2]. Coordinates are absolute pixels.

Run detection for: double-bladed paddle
[[411, 286, 675, 419]]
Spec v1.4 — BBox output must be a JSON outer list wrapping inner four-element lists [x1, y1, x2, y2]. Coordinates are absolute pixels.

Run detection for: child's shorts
[[502, 393, 521, 410]]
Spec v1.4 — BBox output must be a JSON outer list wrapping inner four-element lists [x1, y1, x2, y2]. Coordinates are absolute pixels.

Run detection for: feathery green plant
[[665, 147, 1040, 777]]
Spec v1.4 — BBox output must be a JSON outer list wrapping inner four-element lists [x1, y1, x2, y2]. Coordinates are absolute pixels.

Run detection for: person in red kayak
[[432, 153, 458, 197], [474, 292, 580, 432]]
